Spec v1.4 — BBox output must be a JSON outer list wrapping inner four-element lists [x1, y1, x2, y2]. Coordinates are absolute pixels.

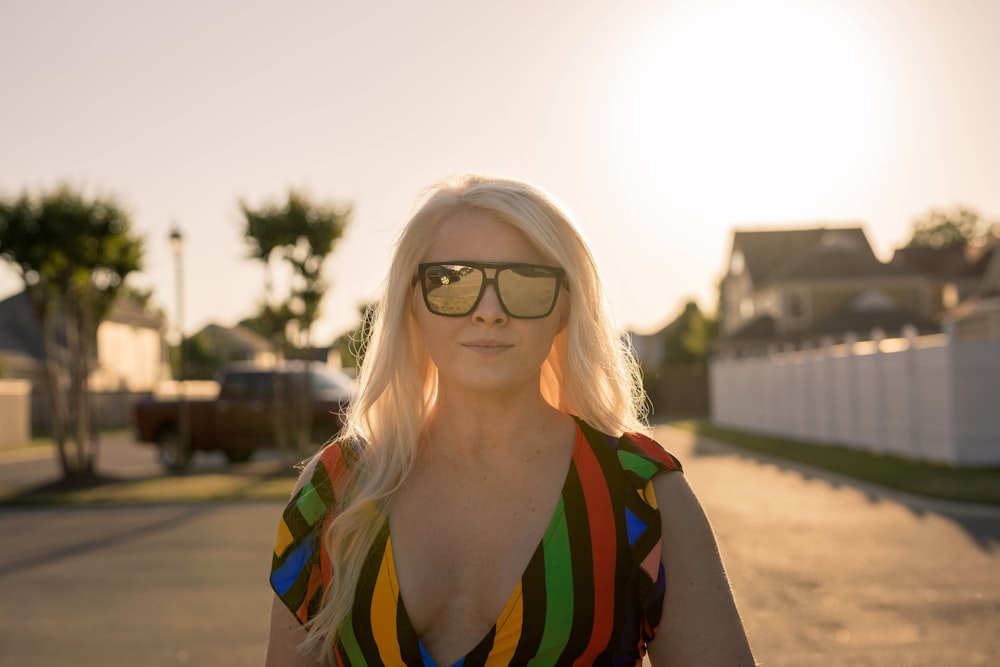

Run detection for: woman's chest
[[386, 459, 571, 645]]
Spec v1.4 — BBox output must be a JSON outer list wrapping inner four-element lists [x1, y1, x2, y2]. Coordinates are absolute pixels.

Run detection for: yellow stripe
[[274, 520, 293, 557], [484, 580, 524, 666], [371, 536, 405, 665], [642, 479, 659, 509]]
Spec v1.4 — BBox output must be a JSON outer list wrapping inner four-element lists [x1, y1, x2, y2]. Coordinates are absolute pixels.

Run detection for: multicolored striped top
[[270, 417, 682, 666]]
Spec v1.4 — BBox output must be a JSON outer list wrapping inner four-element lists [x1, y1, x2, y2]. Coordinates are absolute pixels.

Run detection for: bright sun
[[606, 0, 893, 226]]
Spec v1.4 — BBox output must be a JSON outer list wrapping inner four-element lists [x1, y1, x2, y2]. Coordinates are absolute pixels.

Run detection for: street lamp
[[169, 225, 190, 472]]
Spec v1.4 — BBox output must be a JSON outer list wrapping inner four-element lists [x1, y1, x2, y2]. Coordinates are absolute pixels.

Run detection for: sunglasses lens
[[497, 266, 559, 317], [423, 264, 485, 315], [420, 263, 562, 318]]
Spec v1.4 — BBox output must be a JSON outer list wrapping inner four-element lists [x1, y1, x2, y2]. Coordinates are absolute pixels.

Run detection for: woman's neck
[[423, 389, 568, 465]]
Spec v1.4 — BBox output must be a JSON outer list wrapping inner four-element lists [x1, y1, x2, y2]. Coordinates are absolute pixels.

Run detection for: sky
[[2, 0, 999, 342]]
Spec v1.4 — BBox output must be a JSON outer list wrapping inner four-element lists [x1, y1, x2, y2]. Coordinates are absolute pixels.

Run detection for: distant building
[[715, 226, 939, 355], [942, 241, 1000, 340], [0, 291, 166, 391], [194, 323, 277, 367]]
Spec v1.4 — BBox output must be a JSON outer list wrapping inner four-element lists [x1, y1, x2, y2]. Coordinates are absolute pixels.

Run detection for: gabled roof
[[108, 296, 164, 329], [718, 314, 778, 344], [197, 323, 275, 354], [731, 227, 911, 285], [980, 243, 1000, 298], [0, 290, 161, 362], [890, 242, 992, 280], [0, 292, 45, 361]]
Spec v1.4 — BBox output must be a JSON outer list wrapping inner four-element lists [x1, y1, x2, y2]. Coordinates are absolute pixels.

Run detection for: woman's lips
[[462, 341, 513, 353]]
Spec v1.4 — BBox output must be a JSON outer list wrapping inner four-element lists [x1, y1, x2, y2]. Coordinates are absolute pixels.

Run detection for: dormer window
[[730, 249, 745, 275], [942, 283, 959, 309]]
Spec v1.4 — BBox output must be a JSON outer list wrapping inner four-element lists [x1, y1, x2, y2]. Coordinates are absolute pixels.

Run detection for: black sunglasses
[[414, 261, 567, 319]]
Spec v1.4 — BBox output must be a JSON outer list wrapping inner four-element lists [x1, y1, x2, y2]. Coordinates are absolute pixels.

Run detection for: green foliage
[[0, 184, 144, 478], [171, 331, 219, 381], [660, 301, 718, 366], [0, 185, 143, 319], [239, 302, 297, 356], [905, 205, 1000, 248], [241, 189, 351, 345]]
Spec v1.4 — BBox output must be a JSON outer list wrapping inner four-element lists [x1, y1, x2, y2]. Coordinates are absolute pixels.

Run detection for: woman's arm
[[265, 594, 324, 667], [645, 472, 755, 667]]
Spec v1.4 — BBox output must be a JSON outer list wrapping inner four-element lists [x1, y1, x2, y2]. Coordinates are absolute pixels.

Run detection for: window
[[730, 250, 745, 275]]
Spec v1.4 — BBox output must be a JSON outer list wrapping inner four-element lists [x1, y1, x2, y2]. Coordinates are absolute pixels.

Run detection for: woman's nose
[[472, 283, 508, 324]]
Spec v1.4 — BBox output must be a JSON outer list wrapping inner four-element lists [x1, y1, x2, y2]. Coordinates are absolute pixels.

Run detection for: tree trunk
[[40, 313, 71, 470], [61, 295, 94, 479]]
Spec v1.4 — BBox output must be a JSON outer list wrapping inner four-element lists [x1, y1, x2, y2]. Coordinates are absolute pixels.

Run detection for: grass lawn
[[671, 420, 1000, 506], [1, 471, 297, 506]]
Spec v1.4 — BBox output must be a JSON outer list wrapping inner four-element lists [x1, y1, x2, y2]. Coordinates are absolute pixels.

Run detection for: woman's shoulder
[[271, 440, 363, 622], [573, 417, 683, 480], [289, 439, 363, 498]]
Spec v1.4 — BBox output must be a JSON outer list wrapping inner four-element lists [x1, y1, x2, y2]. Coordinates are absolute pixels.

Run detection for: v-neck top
[[270, 417, 682, 666]]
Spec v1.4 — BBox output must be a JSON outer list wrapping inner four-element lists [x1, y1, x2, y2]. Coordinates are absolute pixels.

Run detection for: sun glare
[[606, 0, 892, 225]]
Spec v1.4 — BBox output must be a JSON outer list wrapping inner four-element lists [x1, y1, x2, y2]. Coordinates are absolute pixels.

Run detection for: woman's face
[[414, 209, 567, 398]]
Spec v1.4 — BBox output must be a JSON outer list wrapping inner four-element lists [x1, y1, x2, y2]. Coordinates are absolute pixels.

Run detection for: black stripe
[[555, 462, 594, 663], [395, 589, 424, 666], [462, 626, 497, 667], [350, 526, 387, 664], [511, 542, 546, 663]]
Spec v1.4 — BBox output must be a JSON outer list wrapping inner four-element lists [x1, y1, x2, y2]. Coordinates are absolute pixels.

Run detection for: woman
[[267, 175, 754, 666]]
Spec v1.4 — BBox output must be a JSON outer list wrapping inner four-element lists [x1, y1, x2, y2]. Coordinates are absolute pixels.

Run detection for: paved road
[[0, 427, 997, 666]]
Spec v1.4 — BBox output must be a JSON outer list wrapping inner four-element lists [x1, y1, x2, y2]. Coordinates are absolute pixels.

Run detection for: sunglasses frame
[[414, 261, 567, 319]]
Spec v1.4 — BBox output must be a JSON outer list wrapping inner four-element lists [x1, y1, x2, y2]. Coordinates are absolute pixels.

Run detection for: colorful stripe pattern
[[270, 417, 681, 666]]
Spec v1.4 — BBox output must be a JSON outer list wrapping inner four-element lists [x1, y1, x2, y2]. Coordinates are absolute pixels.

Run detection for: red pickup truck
[[131, 364, 355, 473]]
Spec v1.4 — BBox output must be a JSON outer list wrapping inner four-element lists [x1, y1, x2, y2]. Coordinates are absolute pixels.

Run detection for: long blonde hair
[[303, 174, 648, 661]]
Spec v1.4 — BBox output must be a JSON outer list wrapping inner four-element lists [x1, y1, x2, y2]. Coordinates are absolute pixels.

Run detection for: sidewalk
[[0, 433, 298, 505]]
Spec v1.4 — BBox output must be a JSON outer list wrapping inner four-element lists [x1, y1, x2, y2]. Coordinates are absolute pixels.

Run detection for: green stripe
[[527, 496, 573, 666], [338, 611, 365, 666], [617, 449, 659, 479]]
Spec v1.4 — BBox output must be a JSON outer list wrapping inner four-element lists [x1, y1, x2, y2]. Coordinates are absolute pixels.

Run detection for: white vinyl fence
[[710, 331, 1000, 466]]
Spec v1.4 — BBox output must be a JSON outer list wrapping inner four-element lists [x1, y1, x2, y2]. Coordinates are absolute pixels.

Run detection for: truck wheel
[[158, 428, 192, 474], [224, 448, 254, 464]]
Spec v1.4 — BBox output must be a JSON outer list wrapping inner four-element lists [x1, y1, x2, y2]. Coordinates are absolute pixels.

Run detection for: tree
[[661, 301, 718, 366], [241, 190, 351, 454], [905, 205, 1000, 248], [0, 185, 143, 480]]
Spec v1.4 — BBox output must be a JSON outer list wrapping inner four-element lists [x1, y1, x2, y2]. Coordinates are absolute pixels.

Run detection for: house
[[709, 227, 1000, 465], [0, 290, 167, 392], [190, 323, 277, 372], [942, 241, 1000, 340], [890, 240, 994, 314], [715, 226, 939, 355]]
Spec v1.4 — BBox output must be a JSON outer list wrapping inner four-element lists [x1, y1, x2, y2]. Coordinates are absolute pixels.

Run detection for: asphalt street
[[0, 427, 997, 666]]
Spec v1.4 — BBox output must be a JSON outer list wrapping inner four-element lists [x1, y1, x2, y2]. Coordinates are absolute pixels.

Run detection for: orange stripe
[[574, 440, 616, 664], [370, 537, 404, 665], [296, 566, 323, 623], [319, 444, 350, 496], [484, 581, 524, 666]]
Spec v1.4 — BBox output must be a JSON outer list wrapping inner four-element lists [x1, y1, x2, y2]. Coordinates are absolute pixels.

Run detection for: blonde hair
[[303, 174, 648, 661]]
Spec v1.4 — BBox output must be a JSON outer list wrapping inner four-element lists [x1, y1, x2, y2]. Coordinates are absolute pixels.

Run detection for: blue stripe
[[418, 640, 465, 667], [625, 507, 647, 546], [270, 535, 316, 595]]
